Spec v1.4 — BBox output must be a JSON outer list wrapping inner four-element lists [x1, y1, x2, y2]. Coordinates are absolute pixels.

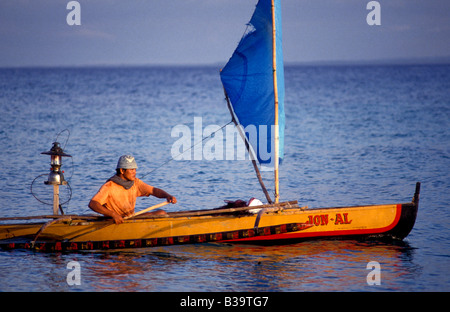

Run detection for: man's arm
[[151, 188, 177, 204], [88, 199, 124, 224]]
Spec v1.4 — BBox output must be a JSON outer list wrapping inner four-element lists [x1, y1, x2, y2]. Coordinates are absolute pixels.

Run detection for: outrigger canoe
[[0, 0, 420, 252], [0, 183, 419, 252]]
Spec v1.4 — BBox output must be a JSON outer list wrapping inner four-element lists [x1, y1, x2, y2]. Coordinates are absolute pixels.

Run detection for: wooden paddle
[[64, 201, 171, 242], [124, 201, 169, 220]]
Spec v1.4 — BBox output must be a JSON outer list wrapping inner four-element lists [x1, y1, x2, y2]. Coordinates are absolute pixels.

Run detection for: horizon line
[[1, 56, 450, 69]]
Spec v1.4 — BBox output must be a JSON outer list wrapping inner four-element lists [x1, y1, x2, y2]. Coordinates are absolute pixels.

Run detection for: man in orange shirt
[[89, 155, 177, 224]]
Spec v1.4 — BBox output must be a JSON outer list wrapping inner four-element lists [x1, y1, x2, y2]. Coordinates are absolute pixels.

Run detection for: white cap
[[116, 155, 138, 170]]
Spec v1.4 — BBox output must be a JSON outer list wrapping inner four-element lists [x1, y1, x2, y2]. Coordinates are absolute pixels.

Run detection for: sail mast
[[271, 0, 280, 203]]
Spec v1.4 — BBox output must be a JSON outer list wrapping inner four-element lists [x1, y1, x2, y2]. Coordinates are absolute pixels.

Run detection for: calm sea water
[[0, 64, 448, 292]]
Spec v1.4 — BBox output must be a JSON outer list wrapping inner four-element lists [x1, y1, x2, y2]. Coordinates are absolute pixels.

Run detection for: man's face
[[122, 168, 136, 181]]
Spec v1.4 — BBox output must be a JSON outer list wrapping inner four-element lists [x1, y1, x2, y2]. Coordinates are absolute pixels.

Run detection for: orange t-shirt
[[91, 178, 154, 217]]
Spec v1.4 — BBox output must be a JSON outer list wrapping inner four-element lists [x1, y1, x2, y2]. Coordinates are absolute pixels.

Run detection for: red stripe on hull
[[220, 204, 402, 243]]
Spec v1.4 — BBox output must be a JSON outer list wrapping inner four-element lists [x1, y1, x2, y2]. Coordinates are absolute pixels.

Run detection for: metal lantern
[[41, 142, 72, 214]]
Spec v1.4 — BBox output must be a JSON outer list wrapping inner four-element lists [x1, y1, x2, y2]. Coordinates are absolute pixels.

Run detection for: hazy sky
[[1, 0, 449, 67]]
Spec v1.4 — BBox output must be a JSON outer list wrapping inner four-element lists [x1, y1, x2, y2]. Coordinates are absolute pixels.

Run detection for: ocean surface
[[0, 64, 448, 292]]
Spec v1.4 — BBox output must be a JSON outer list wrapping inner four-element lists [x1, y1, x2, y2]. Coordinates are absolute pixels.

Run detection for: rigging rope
[[140, 120, 233, 179]]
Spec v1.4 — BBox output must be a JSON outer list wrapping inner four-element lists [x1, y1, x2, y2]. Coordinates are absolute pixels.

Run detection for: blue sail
[[220, 0, 285, 168]]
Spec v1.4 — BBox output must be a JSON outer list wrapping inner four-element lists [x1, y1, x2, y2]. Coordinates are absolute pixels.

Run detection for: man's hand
[[166, 195, 177, 204], [89, 199, 124, 224], [150, 188, 177, 204], [111, 212, 124, 224]]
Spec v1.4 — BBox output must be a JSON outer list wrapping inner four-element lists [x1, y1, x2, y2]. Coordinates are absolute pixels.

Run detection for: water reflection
[[68, 240, 420, 292]]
